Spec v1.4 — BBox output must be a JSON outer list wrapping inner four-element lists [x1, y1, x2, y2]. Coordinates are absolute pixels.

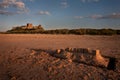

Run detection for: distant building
[[27, 23, 33, 29], [12, 23, 44, 30], [20, 23, 33, 29]]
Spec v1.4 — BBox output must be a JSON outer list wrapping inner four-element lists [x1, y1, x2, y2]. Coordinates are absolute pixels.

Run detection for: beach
[[0, 34, 120, 80]]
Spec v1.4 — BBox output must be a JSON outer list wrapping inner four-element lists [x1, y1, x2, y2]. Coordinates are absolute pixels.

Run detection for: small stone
[[56, 49, 61, 54]]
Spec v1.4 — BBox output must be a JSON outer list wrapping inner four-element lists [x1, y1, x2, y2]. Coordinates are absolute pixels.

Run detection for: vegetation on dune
[[7, 28, 120, 35], [6, 23, 120, 35], [7, 27, 44, 34]]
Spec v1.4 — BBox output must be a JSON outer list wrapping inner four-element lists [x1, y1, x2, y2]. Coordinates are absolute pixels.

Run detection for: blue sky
[[0, 0, 120, 31]]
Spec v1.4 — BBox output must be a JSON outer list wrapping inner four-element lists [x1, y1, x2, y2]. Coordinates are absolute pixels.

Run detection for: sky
[[0, 0, 120, 31]]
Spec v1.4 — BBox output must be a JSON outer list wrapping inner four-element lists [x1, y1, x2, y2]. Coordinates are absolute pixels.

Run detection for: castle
[[26, 23, 33, 29], [12, 23, 43, 30]]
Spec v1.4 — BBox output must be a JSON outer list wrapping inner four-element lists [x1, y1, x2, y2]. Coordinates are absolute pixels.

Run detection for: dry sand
[[0, 34, 120, 80]]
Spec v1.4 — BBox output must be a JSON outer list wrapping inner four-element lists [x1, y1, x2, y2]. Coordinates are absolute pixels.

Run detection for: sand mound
[[0, 47, 119, 80], [29, 48, 109, 68], [54, 48, 109, 67], [94, 50, 108, 67]]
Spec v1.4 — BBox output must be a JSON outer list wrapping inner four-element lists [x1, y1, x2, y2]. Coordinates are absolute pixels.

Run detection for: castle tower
[[27, 23, 33, 29]]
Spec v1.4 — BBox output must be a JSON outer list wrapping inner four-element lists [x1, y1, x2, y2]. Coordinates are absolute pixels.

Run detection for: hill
[[6, 23, 120, 35]]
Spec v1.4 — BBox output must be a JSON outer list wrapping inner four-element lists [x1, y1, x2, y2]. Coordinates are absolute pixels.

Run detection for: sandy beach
[[0, 34, 120, 80]]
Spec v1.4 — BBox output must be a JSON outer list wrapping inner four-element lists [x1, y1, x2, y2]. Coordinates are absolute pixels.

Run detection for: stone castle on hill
[[12, 23, 44, 30]]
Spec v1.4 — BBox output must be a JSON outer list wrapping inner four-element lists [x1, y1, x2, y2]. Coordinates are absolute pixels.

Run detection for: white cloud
[[0, 10, 17, 15], [0, 1, 9, 8], [74, 13, 120, 19], [88, 14, 102, 19], [94, 0, 99, 2], [74, 14, 103, 19], [0, 0, 28, 13], [74, 16, 84, 19], [13, 1, 25, 9], [29, 0, 34, 2], [37, 10, 51, 15], [81, 0, 99, 3], [99, 13, 120, 19], [87, 13, 120, 19], [61, 2, 69, 8]]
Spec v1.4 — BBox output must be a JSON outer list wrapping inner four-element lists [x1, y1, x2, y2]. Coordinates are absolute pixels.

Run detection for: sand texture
[[0, 34, 120, 80]]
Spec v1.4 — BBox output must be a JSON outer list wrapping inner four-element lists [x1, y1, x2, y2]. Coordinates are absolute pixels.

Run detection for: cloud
[[74, 13, 120, 19], [87, 14, 103, 19], [81, 0, 99, 3], [0, 1, 9, 8], [0, 10, 17, 15], [88, 13, 120, 19], [0, 0, 28, 13], [97, 13, 120, 19], [37, 10, 51, 15], [13, 1, 25, 9], [29, 0, 35, 2], [0, 0, 24, 9], [61, 2, 69, 8], [74, 16, 84, 19], [74, 15, 101, 19]]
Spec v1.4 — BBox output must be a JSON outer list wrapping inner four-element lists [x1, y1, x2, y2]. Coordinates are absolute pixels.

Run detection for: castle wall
[[27, 23, 33, 29]]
